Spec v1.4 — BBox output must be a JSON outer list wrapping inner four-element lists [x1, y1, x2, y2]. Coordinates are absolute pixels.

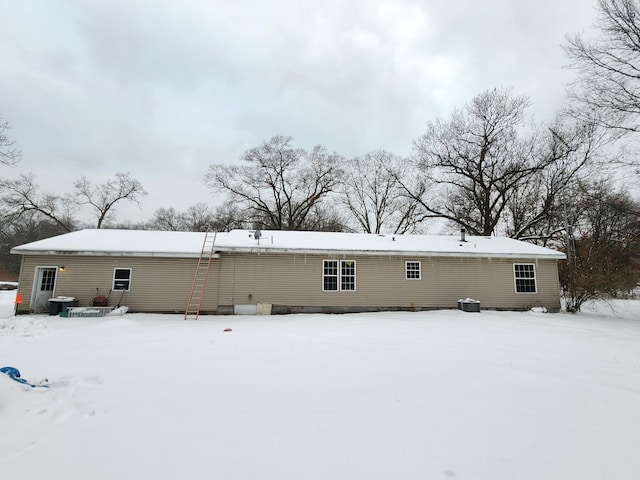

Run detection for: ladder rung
[[184, 230, 217, 320]]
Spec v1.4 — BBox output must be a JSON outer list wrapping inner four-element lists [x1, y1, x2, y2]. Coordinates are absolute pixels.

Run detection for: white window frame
[[322, 260, 356, 292], [323, 260, 339, 291], [514, 263, 536, 294], [406, 261, 421, 280], [112, 268, 132, 292], [340, 260, 356, 291]]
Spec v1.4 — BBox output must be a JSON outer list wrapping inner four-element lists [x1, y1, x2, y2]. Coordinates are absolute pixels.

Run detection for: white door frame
[[31, 266, 58, 312]]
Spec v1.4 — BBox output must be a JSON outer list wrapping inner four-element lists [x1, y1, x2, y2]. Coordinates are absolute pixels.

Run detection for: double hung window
[[514, 264, 536, 293], [323, 260, 356, 291]]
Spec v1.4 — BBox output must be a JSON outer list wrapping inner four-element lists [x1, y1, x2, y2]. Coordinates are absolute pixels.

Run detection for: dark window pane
[[41, 270, 55, 291], [324, 276, 338, 291], [323, 261, 338, 291], [514, 264, 536, 293], [406, 262, 420, 279], [340, 261, 356, 291], [113, 269, 131, 291]]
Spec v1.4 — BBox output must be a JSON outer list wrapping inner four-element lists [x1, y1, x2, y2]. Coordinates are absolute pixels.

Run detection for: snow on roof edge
[[214, 245, 566, 259], [9, 228, 567, 259]]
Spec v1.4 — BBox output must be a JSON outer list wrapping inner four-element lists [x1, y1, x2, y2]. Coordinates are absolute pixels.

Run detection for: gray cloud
[[0, 0, 597, 222]]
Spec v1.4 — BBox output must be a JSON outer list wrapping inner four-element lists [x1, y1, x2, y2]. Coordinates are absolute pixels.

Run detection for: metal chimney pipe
[[460, 227, 466, 242]]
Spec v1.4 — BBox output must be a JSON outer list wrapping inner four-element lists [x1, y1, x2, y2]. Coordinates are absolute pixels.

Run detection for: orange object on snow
[[14, 292, 23, 304]]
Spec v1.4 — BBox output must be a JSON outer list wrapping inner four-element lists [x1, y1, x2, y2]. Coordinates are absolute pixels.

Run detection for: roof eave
[[10, 249, 205, 259], [216, 246, 567, 259], [11, 246, 565, 260]]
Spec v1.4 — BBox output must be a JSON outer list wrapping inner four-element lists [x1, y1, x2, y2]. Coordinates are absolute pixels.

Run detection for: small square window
[[406, 261, 421, 280], [113, 268, 132, 291]]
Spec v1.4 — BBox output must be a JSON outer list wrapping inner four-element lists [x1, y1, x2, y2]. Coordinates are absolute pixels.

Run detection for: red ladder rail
[[184, 230, 217, 320]]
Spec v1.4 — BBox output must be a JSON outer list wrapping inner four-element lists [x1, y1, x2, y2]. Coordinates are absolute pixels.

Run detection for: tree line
[[2, 0, 640, 310]]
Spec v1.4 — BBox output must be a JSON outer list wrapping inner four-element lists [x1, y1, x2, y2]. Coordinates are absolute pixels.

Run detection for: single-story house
[[11, 228, 566, 315]]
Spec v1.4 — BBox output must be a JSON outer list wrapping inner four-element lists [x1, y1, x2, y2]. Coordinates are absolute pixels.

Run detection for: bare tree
[[287, 203, 348, 232], [0, 173, 76, 231], [74, 172, 147, 228], [0, 118, 21, 166], [0, 212, 67, 278], [505, 118, 607, 242], [148, 207, 183, 231], [564, 0, 640, 135], [406, 88, 552, 236], [148, 202, 251, 232], [341, 151, 427, 234], [148, 204, 213, 232], [560, 180, 640, 311], [209, 201, 251, 231], [181, 203, 215, 231], [205, 135, 343, 230]]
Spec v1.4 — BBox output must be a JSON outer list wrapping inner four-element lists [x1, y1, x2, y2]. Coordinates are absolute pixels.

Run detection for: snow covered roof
[[11, 229, 566, 260]]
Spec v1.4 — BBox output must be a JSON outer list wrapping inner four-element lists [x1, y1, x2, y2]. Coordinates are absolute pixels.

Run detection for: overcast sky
[[1, 0, 598, 224]]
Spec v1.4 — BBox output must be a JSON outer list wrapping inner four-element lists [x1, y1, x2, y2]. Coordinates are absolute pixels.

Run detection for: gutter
[[10, 249, 212, 259], [225, 246, 567, 260], [10, 247, 565, 260]]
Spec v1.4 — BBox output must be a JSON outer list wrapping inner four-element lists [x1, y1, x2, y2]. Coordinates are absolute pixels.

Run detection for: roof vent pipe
[[460, 227, 466, 242]]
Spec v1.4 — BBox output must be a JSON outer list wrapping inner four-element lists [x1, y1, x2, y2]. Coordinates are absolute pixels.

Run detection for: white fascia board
[[11, 246, 563, 261], [215, 246, 567, 260], [10, 249, 212, 259]]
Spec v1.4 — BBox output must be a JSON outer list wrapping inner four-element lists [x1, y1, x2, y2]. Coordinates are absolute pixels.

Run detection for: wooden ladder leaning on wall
[[184, 230, 217, 320]]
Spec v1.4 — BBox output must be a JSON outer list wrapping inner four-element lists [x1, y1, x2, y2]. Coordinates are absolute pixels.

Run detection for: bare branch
[[340, 151, 428, 234], [0, 118, 22, 166], [564, 0, 640, 134], [74, 172, 147, 228], [205, 136, 343, 230], [409, 87, 543, 236], [0, 173, 75, 231]]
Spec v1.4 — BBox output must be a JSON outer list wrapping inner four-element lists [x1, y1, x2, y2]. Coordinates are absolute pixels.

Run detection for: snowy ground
[[1, 291, 640, 480]]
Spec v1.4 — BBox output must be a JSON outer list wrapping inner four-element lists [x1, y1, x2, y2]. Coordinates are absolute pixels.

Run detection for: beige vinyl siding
[[216, 253, 561, 312], [16, 256, 34, 307], [16, 255, 220, 313], [419, 257, 560, 310], [15, 251, 561, 314]]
